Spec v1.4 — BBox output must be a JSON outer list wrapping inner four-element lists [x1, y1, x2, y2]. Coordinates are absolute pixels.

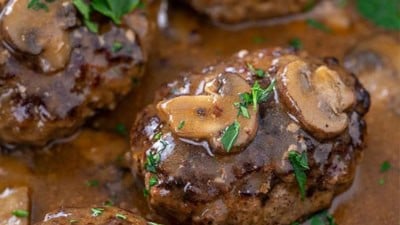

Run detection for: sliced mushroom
[[157, 73, 258, 154], [277, 56, 355, 139], [0, 187, 30, 225], [0, 0, 75, 73]]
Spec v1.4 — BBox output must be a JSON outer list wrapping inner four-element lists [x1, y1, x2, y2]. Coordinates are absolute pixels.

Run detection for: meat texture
[[0, 0, 151, 145], [130, 48, 370, 225], [35, 207, 148, 225], [181, 0, 314, 23]]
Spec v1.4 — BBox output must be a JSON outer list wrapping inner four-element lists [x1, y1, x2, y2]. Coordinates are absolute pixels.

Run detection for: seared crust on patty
[[130, 48, 370, 225], [181, 0, 314, 23], [0, 0, 151, 146]]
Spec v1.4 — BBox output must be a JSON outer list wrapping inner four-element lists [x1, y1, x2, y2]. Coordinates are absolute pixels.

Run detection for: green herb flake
[[91, 0, 141, 24], [288, 150, 309, 200], [221, 121, 240, 152], [12, 210, 29, 218], [234, 80, 275, 118], [153, 132, 162, 141], [73, 0, 141, 32], [235, 103, 250, 119], [250, 80, 276, 110], [247, 63, 266, 78], [72, 0, 99, 33], [378, 178, 385, 185], [143, 188, 149, 197], [309, 211, 337, 225], [116, 213, 127, 220], [253, 36, 266, 44], [132, 77, 141, 86], [303, 0, 317, 12], [306, 19, 332, 33], [69, 219, 79, 224], [357, 0, 400, 30], [104, 200, 114, 207], [27, 0, 49, 11], [148, 222, 163, 225], [145, 151, 161, 173], [289, 38, 303, 50], [91, 208, 104, 217], [85, 179, 99, 187], [115, 123, 128, 136], [149, 176, 158, 187], [380, 161, 392, 172], [112, 42, 124, 53], [177, 120, 185, 130]]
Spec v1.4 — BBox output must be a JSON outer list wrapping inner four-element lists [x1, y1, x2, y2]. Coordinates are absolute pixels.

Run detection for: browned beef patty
[[130, 48, 370, 225], [181, 0, 314, 23], [0, 0, 151, 146]]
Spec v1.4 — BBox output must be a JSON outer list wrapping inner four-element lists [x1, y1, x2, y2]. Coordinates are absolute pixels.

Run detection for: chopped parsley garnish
[[234, 80, 275, 119], [177, 120, 185, 130], [73, 0, 141, 32], [250, 80, 276, 109], [289, 38, 303, 50], [69, 219, 79, 224], [143, 188, 149, 197], [91, 0, 141, 24], [27, 0, 54, 11], [115, 123, 128, 136], [132, 77, 141, 86], [144, 136, 169, 195], [153, 132, 162, 141], [303, 0, 317, 12], [306, 19, 332, 33], [221, 121, 240, 152], [357, 0, 400, 30], [104, 199, 114, 206], [380, 161, 392, 172], [247, 63, 266, 78], [85, 179, 99, 187], [12, 210, 29, 218], [234, 103, 250, 119], [252, 36, 266, 44], [72, 0, 99, 33], [378, 160, 392, 185], [145, 151, 161, 173], [288, 150, 309, 199], [148, 222, 163, 225], [309, 211, 336, 225], [91, 208, 104, 217], [112, 42, 124, 53], [116, 213, 127, 220], [149, 176, 158, 187]]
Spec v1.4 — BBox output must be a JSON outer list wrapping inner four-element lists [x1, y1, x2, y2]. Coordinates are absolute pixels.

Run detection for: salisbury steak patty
[[130, 48, 370, 225], [182, 0, 314, 23], [36, 207, 148, 225], [0, 0, 150, 145]]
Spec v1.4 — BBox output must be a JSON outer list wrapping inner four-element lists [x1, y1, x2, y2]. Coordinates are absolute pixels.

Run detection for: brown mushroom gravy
[[0, 1, 399, 225]]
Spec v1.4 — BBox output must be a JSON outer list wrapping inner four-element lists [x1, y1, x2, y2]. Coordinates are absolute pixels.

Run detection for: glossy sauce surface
[[0, 1, 399, 224]]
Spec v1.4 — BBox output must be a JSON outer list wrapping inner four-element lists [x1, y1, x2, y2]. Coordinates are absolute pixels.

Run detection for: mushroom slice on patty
[[157, 73, 258, 154], [277, 57, 355, 139]]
